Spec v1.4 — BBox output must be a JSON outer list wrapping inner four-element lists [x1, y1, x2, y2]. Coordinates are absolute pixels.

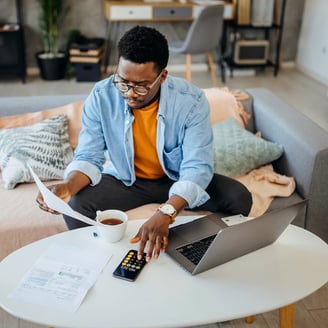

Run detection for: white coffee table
[[1, 217, 328, 328]]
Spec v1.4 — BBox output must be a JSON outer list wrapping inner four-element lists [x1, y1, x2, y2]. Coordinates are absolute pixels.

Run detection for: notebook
[[166, 200, 306, 275]]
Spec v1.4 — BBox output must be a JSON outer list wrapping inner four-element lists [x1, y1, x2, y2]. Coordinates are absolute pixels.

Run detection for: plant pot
[[36, 52, 67, 80]]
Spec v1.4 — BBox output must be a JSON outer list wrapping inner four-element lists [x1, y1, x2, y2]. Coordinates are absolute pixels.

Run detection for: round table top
[[1, 218, 328, 328]]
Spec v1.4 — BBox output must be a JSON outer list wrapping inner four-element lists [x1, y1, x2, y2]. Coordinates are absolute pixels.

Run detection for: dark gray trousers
[[63, 173, 252, 230]]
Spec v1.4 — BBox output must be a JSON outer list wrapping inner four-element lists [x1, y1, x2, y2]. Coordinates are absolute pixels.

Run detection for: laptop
[[166, 200, 306, 275]]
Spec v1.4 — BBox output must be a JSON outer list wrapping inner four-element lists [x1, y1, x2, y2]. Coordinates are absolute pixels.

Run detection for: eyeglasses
[[113, 71, 163, 96]]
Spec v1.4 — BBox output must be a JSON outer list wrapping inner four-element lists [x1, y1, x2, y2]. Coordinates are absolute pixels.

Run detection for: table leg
[[245, 316, 254, 323], [279, 304, 294, 328], [103, 20, 111, 74], [245, 304, 294, 327]]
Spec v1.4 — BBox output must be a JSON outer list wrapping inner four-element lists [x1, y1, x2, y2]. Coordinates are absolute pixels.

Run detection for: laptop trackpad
[[172, 218, 220, 242]]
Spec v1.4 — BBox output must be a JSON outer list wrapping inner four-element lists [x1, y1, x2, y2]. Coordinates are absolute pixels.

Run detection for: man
[[37, 26, 252, 262]]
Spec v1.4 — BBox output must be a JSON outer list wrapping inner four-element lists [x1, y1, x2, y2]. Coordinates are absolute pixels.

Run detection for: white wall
[[296, 0, 328, 86]]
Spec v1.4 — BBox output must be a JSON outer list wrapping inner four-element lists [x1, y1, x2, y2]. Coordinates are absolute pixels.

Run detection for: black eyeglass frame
[[112, 71, 163, 96]]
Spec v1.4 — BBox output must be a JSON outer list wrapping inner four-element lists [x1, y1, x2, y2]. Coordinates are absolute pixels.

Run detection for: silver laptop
[[166, 201, 306, 275]]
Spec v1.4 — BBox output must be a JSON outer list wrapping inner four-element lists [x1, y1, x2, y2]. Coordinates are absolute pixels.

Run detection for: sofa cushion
[[0, 176, 68, 260], [213, 118, 284, 177], [0, 115, 73, 189], [0, 101, 83, 149]]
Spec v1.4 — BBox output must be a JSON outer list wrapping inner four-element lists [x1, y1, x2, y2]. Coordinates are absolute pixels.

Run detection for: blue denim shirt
[[64, 75, 214, 208]]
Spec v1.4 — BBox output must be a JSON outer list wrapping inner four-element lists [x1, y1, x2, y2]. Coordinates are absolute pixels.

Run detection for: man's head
[[114, 26, 169, 109], [118, 25, 169, 72]]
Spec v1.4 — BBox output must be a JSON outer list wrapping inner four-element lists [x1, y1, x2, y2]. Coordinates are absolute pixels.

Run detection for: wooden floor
[[0, 66, 327, 328]]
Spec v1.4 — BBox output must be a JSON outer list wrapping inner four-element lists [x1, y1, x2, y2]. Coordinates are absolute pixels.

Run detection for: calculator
[[113, 249, 147, 282]]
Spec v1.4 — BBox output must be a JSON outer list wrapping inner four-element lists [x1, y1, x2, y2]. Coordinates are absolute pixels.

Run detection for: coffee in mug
[[101, 218, 123, 226]]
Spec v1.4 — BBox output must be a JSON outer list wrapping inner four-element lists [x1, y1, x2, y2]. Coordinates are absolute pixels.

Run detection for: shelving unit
[[0, 0, 26, 82], [221, 0, 287, 80]]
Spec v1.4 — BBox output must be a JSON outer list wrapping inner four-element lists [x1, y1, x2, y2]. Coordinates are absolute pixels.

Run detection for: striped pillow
[[0, 115, 73, 189]]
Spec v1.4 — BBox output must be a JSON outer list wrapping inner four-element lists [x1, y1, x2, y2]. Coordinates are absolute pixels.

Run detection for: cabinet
[[104, 1, 195, 22], [104, 1, 234, 22], [0, 0, 26, 82], [222, 0, 287, 80]]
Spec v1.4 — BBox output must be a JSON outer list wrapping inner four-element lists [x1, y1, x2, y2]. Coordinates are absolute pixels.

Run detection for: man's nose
[[125, 86, 138, 95]]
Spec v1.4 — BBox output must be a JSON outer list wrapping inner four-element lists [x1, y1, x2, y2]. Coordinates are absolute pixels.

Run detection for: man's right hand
[[36, 182, 72, 214], [35, 171, 91, 214]]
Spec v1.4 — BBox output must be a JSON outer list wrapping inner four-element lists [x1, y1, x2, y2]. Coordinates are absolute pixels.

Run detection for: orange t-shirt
[[132, 99, 165, 179]]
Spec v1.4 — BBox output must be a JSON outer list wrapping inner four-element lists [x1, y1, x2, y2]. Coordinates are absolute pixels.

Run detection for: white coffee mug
[[96, 209, 128, 243]]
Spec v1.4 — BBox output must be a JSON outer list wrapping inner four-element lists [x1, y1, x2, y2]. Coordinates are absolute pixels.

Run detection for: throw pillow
[[212, 118, 284, 177], [203, 87, 251, 128], [0, 115, 73, 189], [0, 101, 83, 149]]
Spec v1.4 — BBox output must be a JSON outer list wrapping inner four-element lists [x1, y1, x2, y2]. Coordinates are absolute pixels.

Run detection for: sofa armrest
[[247, 88, 328, 240]]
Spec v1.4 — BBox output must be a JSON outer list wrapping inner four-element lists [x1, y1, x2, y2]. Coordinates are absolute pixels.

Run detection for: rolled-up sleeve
[[169, 180, 210, 208], [64, 160, 102, 186]]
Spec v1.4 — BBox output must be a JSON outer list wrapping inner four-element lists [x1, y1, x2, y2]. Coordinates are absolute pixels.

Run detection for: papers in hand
[[28, 164, 97, 226]]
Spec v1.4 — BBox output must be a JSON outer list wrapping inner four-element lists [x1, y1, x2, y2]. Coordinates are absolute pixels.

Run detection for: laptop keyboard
[[176, 235, 215, 265]]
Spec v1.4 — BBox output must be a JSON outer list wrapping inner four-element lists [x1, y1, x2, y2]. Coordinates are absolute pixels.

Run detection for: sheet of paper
[[28, 164, 97, 226], [9, 243, 112, 312]]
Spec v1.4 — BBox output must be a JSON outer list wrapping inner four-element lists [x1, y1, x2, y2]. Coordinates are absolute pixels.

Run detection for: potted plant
[[36, 0, 69, 80]]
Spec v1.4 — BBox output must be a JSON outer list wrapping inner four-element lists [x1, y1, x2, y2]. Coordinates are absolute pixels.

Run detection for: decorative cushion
[[212, 118, 284, 177], [203, 87, 251, 128], [0, 115, 73, 189], [0, 101, 83, 149]]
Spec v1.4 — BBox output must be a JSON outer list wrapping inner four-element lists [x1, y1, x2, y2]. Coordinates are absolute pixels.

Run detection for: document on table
[[9, 243, 112, 312], [28, 164, 97, 226]]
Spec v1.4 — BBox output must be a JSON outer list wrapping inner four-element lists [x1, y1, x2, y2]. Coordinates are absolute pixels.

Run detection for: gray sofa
[[248, 88, 328, 241], [0, 87, 327, 251]]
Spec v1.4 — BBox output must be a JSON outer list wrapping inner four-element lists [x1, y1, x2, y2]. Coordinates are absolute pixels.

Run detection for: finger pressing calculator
[[113, 249, 147, 282]]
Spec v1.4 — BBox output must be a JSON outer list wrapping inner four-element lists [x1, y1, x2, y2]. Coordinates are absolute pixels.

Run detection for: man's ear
[[160, 69, 168, 82]]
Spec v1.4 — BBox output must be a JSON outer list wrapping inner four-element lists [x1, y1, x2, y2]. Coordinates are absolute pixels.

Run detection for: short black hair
[[118, 25, 169, 71]]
